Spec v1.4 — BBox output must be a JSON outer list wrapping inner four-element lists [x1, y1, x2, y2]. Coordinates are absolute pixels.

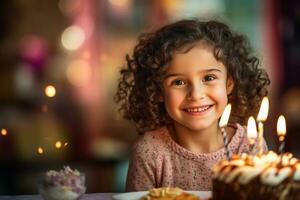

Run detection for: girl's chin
[[178, 123, 215, 132], [171, 115, 220, 132]]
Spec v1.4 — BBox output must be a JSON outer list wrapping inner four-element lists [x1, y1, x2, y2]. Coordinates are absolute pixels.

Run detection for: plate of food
[[113, 187, 212, 200]]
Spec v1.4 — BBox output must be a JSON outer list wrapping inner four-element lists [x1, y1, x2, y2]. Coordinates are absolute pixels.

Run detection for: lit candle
[[219, 104, 232, 160], [277, 115, 286, 154], [247, 116, 257, 154], [256, 97, 269, 155]]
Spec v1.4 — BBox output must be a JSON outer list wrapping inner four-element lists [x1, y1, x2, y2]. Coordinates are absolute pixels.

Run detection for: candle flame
[[257, 97, 269, 122], [247, 116, 257, 140], [277, 115, 286, 140], [219, 104, 231, 127]]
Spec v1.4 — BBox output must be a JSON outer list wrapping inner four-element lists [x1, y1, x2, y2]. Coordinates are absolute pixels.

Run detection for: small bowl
[[39, 184, 86, 200], [38, 167, 86, 200]]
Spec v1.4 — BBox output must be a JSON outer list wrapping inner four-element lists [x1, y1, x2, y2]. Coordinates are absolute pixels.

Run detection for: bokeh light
[[61, 25, 85, 51], [66, 59, 91, 86], [45, 85, 56, 98], [82, 50, 91, 59], [37, 147, 44, 154], [19, 35, 48, 68], [55, 141, 62, 149], [109, 0, 129, 7], [1, 128, 7, 136]]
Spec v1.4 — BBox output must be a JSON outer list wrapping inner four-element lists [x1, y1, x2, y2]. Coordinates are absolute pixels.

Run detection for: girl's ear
[[226, 76, 234, 95]]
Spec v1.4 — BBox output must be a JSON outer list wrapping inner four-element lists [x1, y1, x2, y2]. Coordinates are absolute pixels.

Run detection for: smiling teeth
[[186, 106, 210, 112]]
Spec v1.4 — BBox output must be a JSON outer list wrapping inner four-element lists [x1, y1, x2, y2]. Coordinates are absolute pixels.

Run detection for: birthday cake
[[212, 151, 300, 200]]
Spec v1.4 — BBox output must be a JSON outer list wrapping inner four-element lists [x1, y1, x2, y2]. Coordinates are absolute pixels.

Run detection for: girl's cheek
[[211, 85, 229, 98], [167, 91, 185, 101], [164, 89, 186, 104]]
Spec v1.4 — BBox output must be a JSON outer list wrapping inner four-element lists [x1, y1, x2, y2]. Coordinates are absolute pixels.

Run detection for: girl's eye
[[171, 79, 186, 86], [203, 75, 216, 82]]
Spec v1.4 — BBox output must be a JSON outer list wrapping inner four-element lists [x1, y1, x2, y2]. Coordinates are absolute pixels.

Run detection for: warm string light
[[36, 141, 69, 155], [56, 141, 69, 149], [277, 115, 286, 154], [219, 104, 232, 160], [256, 97, 269, 156]]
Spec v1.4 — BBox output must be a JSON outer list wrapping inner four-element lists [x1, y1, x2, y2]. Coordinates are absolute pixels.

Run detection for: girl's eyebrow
[[164, 68, 223, 79], [164, 73, 182, 79], [205, 68, 223, 73]]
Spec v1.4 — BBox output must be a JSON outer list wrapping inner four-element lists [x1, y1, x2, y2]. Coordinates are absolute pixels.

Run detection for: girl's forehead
[[176, 40, 214, 53], [169, 46, 223, 67], [162, 43, 227, 77]]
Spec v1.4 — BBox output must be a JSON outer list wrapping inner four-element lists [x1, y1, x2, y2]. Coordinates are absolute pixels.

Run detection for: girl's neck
[[168, 122, 227, 154]]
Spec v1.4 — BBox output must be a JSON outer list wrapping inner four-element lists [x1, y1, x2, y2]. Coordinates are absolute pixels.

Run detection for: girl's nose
[[187, 84, 205, 100]]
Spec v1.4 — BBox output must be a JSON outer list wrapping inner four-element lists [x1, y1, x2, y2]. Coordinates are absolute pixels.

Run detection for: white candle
[[219, 104, 232, 160], [247, 116, 257, 154], [256, 97, 269, 155], [277, 115, 286, 154]]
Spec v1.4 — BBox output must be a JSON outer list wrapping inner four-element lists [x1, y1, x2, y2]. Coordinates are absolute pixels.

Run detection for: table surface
[[0, 193, 114, 200]]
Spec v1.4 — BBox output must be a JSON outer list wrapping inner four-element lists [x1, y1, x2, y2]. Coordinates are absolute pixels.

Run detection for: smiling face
[[161, 43, 234, 133]]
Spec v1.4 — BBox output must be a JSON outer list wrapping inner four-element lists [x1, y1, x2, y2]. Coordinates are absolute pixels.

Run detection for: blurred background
[[0, 0, 299, 195]]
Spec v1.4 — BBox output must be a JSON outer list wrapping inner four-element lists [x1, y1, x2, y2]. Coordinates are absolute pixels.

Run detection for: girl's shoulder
[[132, 127, 171, 153]]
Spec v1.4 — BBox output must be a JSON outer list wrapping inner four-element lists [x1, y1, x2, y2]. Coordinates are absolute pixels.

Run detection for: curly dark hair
[[115, 19, 270, 133]]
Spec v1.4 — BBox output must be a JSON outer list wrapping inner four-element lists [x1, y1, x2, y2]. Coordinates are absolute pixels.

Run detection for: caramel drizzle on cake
[[213, 151, 300, 186]]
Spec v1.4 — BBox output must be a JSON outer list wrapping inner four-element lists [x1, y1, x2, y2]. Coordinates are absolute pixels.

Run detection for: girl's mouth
[[183, 105, 213, 114]]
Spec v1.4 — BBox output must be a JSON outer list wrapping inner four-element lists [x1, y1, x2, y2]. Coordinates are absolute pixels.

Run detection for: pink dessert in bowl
[[39, 166, 86, 200]]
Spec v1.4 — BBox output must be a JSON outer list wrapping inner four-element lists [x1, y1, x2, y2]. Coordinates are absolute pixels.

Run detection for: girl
[[115, 19, 270, 191]]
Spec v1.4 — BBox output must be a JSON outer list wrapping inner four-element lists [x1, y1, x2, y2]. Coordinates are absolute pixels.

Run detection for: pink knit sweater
[[126, 123, 267, 192]]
